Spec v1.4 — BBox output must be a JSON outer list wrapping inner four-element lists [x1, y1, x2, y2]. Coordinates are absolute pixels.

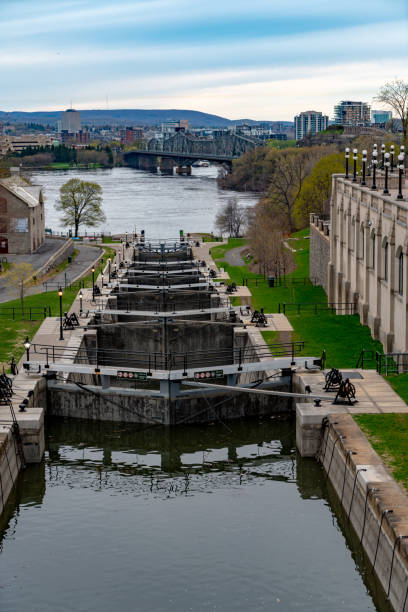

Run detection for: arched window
[[384, 241, 389, 281], [399, 251, 404, 296], [371, 232, 376, 269]]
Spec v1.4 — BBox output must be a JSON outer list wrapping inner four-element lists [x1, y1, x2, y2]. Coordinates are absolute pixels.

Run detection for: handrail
[[30, 340, 305, 372], [278, 302, 356, 315]]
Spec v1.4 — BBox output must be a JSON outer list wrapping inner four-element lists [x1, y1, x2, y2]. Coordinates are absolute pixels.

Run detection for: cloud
[[0, 0, 407, 117]]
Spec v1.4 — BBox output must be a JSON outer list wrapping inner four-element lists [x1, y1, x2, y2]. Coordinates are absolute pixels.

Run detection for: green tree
[[293, 153, 344, 228], [56, 179, 106, 237]]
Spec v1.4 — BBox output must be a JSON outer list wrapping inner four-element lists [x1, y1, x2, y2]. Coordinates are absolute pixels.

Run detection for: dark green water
[[0, 417, 392, 612]]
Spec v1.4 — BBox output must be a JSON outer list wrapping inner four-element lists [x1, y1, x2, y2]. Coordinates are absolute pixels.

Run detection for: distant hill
[[0, 108, 293, 129]]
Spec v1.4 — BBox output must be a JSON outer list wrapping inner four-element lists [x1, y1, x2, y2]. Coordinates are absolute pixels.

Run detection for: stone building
[[325, 172, 408, 352], [0, 177, 45, 254]]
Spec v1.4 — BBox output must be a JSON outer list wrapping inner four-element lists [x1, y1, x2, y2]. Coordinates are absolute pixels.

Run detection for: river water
[[0, 417, 391, 612], [28, 166, 258, 238]]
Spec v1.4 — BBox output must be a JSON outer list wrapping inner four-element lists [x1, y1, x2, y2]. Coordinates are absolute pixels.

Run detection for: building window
[[360, 225, 365, 259], [371, 232, 376, 269], [384, 242, 388, 281], [399, 252, 404, 296]]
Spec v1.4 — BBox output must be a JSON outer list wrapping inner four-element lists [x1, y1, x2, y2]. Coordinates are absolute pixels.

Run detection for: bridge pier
[[176, 165, 192, 176], [159, 158, 175, 175], [138, 154, 158, 173]]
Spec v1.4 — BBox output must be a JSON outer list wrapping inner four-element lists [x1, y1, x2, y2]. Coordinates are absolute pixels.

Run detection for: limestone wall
[[309, 214, 330, 293]]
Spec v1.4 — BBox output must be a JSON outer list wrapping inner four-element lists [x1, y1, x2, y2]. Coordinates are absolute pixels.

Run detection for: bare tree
[[375, 79, 408, 142], [4, 262, 34, 311], [248, 200, 290, 279], [215, 198, 246, 237]]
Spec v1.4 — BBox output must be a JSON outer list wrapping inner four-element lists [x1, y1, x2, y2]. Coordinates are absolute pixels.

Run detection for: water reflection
[[0, 417, 391, 612]]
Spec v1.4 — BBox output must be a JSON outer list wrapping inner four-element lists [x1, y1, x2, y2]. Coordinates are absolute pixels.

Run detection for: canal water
[[0, 417, 391, 612], [28, 166, 258, 238]]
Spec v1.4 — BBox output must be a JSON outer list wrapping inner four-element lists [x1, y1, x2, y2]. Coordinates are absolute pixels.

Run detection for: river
[[28, 166, 258, 238], [0, 417, 390, 612]]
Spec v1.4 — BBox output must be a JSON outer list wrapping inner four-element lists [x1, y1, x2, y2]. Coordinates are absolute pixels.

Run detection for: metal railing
[[31, 340, 305, 373], [96, 295, 230, 313], [242, 276, 318, 287], [376, 352, 408, 375], [42, 280, 86, 292], [278, 302, 356, 315], [0, 306, 52, 320]]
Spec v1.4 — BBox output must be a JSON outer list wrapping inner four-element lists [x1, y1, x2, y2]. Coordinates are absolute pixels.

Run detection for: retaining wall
[[319, 415, 408, 610], [47, 381, 290, 424], [309, 214, 329, 293], [35, 238, 74, 278]]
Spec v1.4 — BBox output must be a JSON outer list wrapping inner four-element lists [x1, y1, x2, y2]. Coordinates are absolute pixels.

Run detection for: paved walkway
[[0, 244, 103, 303], [224, 245, 247, 266], [297, 369, 408, 415], [192, 240, 230, 279]]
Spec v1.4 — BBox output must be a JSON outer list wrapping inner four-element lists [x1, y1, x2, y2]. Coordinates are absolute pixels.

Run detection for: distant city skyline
[[1, 0, 407, 120]]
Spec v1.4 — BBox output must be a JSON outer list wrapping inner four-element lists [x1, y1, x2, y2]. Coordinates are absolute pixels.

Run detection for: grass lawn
[[384, 375, 408, 405], [354, 414, 408, 491], [210, 238, 246, 261], [101, 236, 121, 244], [211, 231, 383, 368], [0, 245, 116, 370]]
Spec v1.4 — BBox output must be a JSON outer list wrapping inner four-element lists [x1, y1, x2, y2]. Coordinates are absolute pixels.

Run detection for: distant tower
[[61, 109, 81, 134]]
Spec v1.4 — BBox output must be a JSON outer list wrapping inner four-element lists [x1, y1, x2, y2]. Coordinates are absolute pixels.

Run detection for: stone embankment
[[295, 369, 408, 610]]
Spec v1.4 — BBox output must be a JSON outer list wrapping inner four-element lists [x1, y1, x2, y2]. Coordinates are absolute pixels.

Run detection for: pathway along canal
[[28, 166, 258, 238], [0, 417, 392, 611]]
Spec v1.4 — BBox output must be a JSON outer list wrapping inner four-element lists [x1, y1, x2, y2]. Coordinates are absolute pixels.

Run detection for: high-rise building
[[372, 110, 392, 124], [294, 111, 328, 140], [333, 101, 370, 126], [61, 109, 81, 134]]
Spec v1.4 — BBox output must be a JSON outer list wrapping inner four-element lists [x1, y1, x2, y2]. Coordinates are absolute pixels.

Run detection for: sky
[[1, 0, 408, 120]]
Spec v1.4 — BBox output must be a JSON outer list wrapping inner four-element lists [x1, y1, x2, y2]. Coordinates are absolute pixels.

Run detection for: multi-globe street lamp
[[352, 149, 358, 182], [345, 147, 350, 179], [361, 150, 367, 186], [397, 153, 405, 200], [383, 152, 390, 195], [371, 148, 378, 190]]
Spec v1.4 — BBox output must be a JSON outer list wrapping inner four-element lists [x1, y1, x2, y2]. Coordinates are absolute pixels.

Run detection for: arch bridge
[[123, 131, 262, 174]]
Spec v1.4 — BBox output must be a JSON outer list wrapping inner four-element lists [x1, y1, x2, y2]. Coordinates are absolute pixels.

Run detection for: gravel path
[[224, 245, 247, 266]]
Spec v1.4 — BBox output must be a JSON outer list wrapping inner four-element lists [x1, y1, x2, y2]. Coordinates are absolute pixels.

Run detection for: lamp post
[[79, 289, 83, 315], [345, 147, 350, 179], [390, 145, 395, 173], [101, 273, 104, 289], [108, 257, 111, 283], [361, 150, 367, 185], [384, 152, 390, 195], [397, 153, 405, 200], [352, 148, 358, 182], [371, 149, 378, 190], [122, 240, 125, 259], [24, 337, 31, 361], [58, 287, 64, 341], [92, 267, 95, 303], [381, 144, 385, 169]]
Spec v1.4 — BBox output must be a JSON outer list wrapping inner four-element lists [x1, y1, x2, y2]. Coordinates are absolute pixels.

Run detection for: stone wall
[[309, 214, 330, 293]]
